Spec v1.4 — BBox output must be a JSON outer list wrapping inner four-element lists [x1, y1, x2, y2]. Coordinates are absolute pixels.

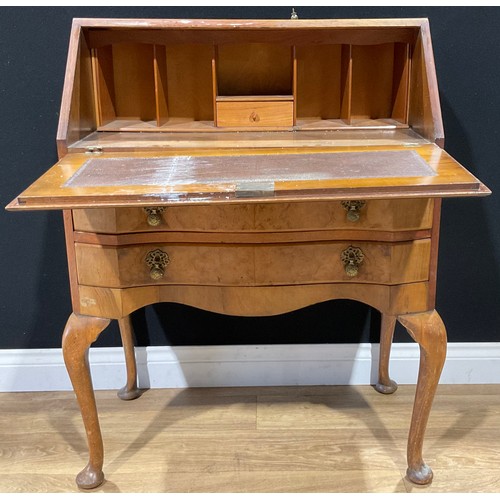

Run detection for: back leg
[[375, 313, 398, 394], [117, 315, 142, 401]]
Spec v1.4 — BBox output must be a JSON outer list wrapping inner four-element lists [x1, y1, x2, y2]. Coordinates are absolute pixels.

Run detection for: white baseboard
[[1, 342, 499, 392]]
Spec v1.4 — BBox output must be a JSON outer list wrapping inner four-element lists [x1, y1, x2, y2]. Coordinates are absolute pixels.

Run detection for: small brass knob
[[341, 200, 366, 222], [145, 249, 170, 281], [344, 262, 359, 277], [341, 246, 364, 278], [143, 207, 166, 227], [150, 267, 165, 281]]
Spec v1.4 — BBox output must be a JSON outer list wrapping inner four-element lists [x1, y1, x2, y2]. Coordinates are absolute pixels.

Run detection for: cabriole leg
[[398, 309, 447, 485], [117, 315, 141, 401], [375, 313, 398, 394], [62, 313, 111, 489]]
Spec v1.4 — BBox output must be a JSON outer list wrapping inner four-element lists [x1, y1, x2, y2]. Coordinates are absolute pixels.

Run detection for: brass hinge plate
[[85, 146, 103, 154]]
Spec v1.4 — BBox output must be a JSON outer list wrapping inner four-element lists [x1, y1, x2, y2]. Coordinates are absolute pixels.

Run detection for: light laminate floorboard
[[0, 384, 498, 493]]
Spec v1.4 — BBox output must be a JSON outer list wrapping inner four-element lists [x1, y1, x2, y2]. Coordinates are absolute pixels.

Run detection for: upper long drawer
[[72, 199, 433, 234]]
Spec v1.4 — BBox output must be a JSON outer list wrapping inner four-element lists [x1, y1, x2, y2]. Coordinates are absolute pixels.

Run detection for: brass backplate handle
[[341, 246, 364, 277], [143, 207, 166, 227], [341, 200, 366, 222], [145, 249, 170, 280]]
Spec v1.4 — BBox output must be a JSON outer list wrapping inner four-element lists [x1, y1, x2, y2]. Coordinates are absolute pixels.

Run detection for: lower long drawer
[[75, 239, 431, 288]]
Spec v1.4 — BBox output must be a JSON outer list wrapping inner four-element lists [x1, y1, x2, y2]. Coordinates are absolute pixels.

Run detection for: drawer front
[[72, 199, 434, 234], [75, 239, 431, 288], [216, 100, 294, 127]]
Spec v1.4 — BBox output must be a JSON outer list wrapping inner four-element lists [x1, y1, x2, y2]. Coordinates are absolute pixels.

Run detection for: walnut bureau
[[7, 17, 490, 490]]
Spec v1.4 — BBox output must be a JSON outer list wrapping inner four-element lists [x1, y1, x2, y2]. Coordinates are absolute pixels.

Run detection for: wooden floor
[[0, 384, 499, 493]]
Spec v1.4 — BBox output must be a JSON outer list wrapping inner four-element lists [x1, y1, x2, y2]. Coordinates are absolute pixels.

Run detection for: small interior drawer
[[216, 98, 294, 127]]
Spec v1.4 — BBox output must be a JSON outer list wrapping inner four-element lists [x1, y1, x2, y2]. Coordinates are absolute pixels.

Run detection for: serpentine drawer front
[[5, 17, 491, 490], [74, 239, 431, 288], [72, 199, 434, 234]]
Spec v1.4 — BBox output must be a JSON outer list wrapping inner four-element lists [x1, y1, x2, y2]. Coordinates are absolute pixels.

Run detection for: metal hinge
[[85, 145, 103, 154]]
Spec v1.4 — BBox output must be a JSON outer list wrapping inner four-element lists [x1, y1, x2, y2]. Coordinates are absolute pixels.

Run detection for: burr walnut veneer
[[7, 17, 490, 490]]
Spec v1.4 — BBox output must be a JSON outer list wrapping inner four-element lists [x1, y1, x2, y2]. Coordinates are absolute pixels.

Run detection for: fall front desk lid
[[8, 145, 489, 210]]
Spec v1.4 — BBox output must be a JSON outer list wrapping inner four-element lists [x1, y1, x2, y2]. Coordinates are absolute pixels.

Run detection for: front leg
[[62, 313, 110, 489], [398, 310, 447, 485]]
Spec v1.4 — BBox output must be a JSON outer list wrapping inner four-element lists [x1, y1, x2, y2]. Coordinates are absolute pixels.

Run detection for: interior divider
[[154, 44, 168, 126], [212, 45, 218, 125], [391, 43, 411, 123], [340, 44, 353, 125], [292, 45, 297, 126]]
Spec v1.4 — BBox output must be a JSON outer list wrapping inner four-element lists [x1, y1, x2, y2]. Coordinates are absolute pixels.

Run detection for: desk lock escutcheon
[[341, 200, 366, 222], [146, 249, 170, 280], [143, 206, 166, 227], [341, 246, 364, 277]]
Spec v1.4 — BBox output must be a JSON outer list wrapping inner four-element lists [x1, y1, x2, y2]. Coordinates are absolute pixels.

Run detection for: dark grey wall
[[1, 7, 499, 349]]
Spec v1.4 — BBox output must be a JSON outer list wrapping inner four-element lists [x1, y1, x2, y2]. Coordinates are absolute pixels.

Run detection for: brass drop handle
[[341, 246, 364, 277], [145, 249, 170, 280], [341, 200, 366, 222], [143, 207, 166, 227]]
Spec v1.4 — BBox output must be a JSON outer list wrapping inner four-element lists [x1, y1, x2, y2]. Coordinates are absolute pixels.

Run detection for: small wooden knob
[[249, 111, 260, 123]]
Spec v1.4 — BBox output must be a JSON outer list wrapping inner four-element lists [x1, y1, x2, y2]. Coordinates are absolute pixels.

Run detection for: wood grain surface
[[74, 239, 431, 288], [71, 198, 434, 234], [7, 144, 489, 211], [0, 385, 498, 493]]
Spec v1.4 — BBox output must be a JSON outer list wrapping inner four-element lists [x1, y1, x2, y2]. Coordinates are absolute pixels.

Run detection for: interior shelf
[[91, 38, 411, 133]]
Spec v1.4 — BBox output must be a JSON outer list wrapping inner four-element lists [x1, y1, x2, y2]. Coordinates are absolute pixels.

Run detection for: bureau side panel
[[63, 210, 81, 313]]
